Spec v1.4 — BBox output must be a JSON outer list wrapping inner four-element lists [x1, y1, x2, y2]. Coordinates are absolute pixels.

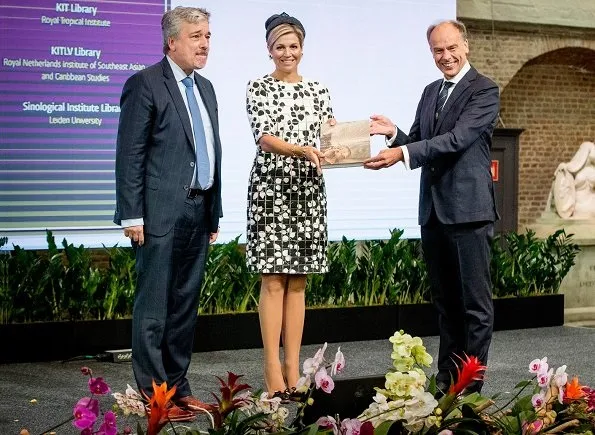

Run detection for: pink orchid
[[304, 342, 328, 375], [537, 368, 553, 388], [331, 347, 346, 376], [316, 416, 338, 433], [340, 418, 362, 435], [531, 391, 546, 408], [88, 377, 111, 395], [313, 342, 328, 365], [303, 357, 319, 375], [529, 357, 548, 374], [522, 419, 544, 435], [72, 398, 99, 430], [315, 367, 335, 393], [296, 375, 311, 390], [438, 430, 454, 435], [97, 411, 117, 435]]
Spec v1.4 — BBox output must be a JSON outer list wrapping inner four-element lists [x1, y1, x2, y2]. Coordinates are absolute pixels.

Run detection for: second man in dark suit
[[365, 20, 499, 394], [114, 6, 222, 419]]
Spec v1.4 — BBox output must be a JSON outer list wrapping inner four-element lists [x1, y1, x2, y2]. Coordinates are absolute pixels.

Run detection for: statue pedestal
[[528, 214, 595, 323]]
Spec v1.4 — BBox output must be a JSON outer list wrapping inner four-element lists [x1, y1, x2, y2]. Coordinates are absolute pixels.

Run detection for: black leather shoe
[[271, 390, 290, 404]]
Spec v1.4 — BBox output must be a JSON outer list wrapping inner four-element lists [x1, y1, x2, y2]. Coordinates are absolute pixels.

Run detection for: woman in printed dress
[[245, 12, 335, 398]]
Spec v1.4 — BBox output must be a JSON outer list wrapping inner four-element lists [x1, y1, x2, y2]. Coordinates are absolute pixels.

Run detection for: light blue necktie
[[182, 76, 210, 189]]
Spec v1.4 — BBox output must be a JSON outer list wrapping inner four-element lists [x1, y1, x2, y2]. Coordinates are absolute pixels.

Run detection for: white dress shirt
[[120, 57, 216, 228], [387, 61, 472, 169]]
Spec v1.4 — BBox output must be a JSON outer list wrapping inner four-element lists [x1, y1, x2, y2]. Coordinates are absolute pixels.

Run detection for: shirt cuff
[[121, 218, 144, 228], [401, 146, 411, 170], [385, 127, 399, 147]]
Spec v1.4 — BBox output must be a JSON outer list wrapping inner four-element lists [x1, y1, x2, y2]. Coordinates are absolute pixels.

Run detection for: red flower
[[449, 354, 487, 395], [212, 372, 251, 426], [564, 377, 586, 402], [145, 380, 177, 435], [583, 386, 595, 411], [360, 421, 375, 435]]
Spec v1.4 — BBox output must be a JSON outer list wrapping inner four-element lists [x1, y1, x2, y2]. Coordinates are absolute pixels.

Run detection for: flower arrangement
[[315, 331, 595, 435], [23, 343, 346, 435], [21, 334, 595, 434]]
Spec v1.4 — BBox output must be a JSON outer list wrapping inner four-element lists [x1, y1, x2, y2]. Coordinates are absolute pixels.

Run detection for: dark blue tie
[[182, 76, 210, 189], [435, 81, 454, 121]]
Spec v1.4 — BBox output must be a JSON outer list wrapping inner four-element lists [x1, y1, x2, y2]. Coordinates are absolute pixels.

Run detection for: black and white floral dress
[[245, 75, 333, 274]]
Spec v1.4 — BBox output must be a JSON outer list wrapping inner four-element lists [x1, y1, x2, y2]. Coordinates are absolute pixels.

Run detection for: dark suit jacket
[[114, 57, 222, 235], [394, 66, 499, 226]]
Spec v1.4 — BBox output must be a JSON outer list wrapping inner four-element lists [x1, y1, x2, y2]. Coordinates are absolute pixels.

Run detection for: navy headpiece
[[265, 12, 305, 40]]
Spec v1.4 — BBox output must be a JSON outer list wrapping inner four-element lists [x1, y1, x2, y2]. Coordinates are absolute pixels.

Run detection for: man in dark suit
[[365, 20, 499, 394], [114, 6, 222, 417]]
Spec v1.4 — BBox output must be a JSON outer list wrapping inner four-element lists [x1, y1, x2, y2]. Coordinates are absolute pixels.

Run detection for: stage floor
[[2, 326, 594, 434]]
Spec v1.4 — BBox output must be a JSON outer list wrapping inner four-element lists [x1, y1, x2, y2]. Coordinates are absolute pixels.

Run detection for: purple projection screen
[[0, 0, 166, 240]]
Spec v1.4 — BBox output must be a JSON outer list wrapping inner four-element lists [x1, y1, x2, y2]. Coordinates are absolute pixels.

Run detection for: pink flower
[[331, 347, 345, 376], [531, 391, 546, 408], [522, 419, 544, 435], [537, 368, 553, 388], [438, 431, 453, 435], [529, 357, 548, 374], [583, 386, 595, 411], [304, 343, 328, 375], [96, 411, 117, 435], [72, 398, 99, 430], [88, 377, 111, 395], [340, 418, 362, 435], [316, 416, 338, 433], [315, 367, 335, 393], [296, 375, 311, 390], [314, 342, 328, 363], [80, 367, 92, 376]]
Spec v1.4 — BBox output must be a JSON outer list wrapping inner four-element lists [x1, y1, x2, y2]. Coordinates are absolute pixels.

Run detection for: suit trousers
[[131, 193, 211, 398], [421, 209, 494, 387]]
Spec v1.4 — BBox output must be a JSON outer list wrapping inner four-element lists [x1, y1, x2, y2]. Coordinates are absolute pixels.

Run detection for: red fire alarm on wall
[[491, 160, 499, 181]]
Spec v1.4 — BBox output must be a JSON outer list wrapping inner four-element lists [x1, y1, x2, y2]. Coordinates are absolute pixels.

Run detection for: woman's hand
[[303, 146, 324, 175]]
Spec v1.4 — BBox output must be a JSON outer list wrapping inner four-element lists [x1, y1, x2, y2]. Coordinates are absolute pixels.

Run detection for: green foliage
[[491, 229, 580, 297], [0, 228, 580, 323], [306, 231, 430, 307], [199, 236, 260, 314]]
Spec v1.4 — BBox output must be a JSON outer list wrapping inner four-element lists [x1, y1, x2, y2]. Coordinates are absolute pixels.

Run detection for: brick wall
[[500, 61, 595, 226], [462, 20, 595, 227]]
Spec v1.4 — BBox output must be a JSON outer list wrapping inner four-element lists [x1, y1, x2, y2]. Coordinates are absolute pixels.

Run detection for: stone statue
[[550, 141, 595, 219]]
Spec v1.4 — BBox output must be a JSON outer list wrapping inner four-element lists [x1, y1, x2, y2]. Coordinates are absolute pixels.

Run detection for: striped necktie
[[435, 81, 454, 121]]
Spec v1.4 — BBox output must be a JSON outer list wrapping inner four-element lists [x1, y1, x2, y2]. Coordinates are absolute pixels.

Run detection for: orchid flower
[[331, 347, 346, 376], [529, 357, 548, 374]]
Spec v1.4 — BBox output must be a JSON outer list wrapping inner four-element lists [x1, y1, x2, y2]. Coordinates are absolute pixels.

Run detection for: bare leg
[[282, 275, 307, 389], [258, 274, 287, 394]]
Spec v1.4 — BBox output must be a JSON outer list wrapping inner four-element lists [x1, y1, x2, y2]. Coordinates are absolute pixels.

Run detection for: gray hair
[[162, 6, 210, 54], [426, 20, 468, 44], [266, 23, 305, 51]]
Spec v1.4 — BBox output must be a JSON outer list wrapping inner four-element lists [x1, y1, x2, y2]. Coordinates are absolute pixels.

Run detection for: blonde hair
[[162, 6, 210, 54], [266, 24, 304, 51]]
